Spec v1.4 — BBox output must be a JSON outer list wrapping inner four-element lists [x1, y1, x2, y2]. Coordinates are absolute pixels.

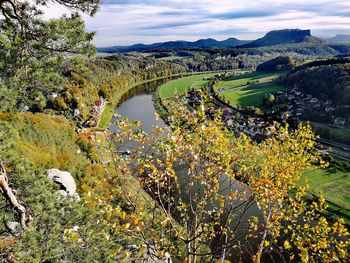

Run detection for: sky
[[45, 0, 350, 47]]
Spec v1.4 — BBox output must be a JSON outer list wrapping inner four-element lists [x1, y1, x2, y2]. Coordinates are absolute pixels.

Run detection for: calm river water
[[109, 78, 268, 262]]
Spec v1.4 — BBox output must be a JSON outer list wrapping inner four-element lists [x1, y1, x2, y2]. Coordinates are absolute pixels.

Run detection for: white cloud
[[37, 0, 350, 46]]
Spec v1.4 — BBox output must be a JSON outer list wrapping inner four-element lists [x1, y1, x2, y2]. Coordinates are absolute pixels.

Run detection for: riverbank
[[92, 70, 235, 214], [97, 70, 235, 130]]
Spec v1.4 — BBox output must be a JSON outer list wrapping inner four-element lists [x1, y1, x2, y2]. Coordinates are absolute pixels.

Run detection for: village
[[184, 76, 350, 145], [186, 88, 278, 142], [274, 87, 349, 129]]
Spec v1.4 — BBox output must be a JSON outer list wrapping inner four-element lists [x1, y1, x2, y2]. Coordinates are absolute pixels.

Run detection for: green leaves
[[0, 1, 98, 110]]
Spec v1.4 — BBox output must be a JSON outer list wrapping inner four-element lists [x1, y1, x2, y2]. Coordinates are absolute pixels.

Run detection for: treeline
[[145, 44, 343, 73], [289, 57, 350, 74], [256, 56, 294, 71], [250, 44, 340, 56]]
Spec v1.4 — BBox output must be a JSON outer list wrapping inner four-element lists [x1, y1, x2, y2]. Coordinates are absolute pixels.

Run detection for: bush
[[53, 97, 69, 111]]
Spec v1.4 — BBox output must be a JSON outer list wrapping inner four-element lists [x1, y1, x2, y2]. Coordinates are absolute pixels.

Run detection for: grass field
[[300, 168, 350, 211], [216, 72, 281, 91], [220, 84, 286, 108], [158, 73, 224, 99], [217, 72, 285, 108]]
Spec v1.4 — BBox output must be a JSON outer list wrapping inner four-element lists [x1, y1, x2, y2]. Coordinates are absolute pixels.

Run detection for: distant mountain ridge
[[240, 29, 325, 48], [97, 38, 248, 53], [97, 29, 334, 53], [327, 34, 350, 44]]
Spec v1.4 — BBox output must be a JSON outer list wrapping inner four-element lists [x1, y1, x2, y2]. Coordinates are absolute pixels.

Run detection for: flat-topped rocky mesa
[[241, 29, 325, 48]]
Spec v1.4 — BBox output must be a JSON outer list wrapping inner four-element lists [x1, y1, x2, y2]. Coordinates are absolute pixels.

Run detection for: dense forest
[[287, 59, 350, 104]]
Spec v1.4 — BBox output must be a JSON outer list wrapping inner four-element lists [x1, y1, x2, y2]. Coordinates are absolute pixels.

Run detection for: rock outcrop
[[47, 169, 79, 200], [5, 221, 23, 237]]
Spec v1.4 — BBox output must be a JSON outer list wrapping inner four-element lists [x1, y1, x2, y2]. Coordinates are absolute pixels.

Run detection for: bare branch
[[0, 160, 28, 230]]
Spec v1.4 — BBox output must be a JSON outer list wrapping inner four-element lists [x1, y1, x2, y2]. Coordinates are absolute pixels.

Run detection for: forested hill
[[241, 29, 325, 48], [287, 58, 350, 104], [97, 37, 248, 53]]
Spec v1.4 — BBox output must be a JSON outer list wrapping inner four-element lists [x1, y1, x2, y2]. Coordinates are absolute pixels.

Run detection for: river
[[109, 78, 264, 262]]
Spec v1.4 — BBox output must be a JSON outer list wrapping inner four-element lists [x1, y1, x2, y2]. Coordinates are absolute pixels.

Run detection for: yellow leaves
[[123, 223, 131, 230], [264, 240, 270, 247], [332, 218, 350, 236], [63, 228, 83, 244], [300, 249, 310, 263], [154, 112, 160, 120], [284, 240, 292, 250], [138, 166, 144, 174], [229, 191, 238, 200], [121, 250, 131, 259], [154, 250, 165, 258], [161, 217, 170, 227], [91, 102, 349, 261], [173, 129, 181, 137]]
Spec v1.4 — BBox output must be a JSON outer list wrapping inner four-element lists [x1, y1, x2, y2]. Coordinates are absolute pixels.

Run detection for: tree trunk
[[0, 160, 27, 229], [254, 211, 272, 263]]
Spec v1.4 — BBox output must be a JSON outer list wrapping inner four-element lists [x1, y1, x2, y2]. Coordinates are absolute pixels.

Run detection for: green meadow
[[216, 72, 285, 108], [300, 168, 350, 210], [158, 73, 223, 99], [299, 167, 350, 224], [216, 71, 281, 91], [220, 84, 286, 108]]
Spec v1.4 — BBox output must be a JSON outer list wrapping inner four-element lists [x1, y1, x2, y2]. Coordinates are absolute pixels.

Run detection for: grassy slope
[[299, 168, 350, 224], [217, 72, 284, 108], [300, 168, 350, 210], [221, 84, 286, 108], [158, 73, 222, 99], [0, 113, 93, 233], [216, 72, 279, 90]]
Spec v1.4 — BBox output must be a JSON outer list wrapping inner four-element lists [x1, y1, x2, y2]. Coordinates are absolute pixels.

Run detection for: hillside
[[287, 58, 350, 104], [241, 29, 325, 48], [97, 37, 248, 53]]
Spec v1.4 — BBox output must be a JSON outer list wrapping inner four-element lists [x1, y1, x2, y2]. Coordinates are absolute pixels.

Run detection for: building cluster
[[185, 78, 349, 144], [187, 90, 277, 142], [220, 107, 276, 142], [274, 88, 348, 128]]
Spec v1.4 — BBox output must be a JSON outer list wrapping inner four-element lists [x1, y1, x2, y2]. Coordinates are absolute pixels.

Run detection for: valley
[[0, 0, 349, 260]]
